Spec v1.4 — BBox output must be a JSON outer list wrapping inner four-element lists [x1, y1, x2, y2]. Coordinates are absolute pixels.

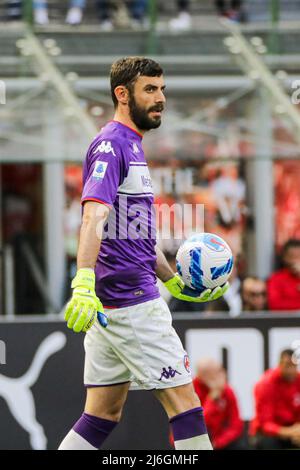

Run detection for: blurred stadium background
[[1, 0, 300, 450]]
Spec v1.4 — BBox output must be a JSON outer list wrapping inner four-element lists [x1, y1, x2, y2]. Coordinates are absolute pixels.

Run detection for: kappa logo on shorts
[[159, 366, 182, 381]]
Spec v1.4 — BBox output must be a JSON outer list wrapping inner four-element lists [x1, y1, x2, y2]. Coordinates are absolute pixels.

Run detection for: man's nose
[[155, 90, 166, 103]]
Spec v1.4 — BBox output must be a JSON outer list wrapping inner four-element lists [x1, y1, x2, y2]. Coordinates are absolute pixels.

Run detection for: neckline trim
[[109, 120, 143, 139]]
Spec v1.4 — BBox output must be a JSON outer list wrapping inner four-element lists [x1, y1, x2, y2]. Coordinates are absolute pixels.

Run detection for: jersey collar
[[110, 120, 143, 140]]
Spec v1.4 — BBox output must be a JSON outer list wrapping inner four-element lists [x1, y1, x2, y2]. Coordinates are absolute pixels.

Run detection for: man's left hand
[[164, 273, 229, 303]]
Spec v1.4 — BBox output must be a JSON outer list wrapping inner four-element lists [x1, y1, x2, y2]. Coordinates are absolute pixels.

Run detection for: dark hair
[[241, 276, 265, 292], [243, 276, 264, 283], [110, 56, 163, 108], [280, 349, 294, 360], [281, 239, 300, 257]]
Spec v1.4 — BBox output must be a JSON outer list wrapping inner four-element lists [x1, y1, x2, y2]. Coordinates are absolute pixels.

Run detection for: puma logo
[[0, 332, 66, 449]]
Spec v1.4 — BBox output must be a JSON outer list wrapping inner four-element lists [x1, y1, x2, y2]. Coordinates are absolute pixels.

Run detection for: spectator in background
[[33, 0, 86, 25], [215, 0, 243, 22], [6, 0, 22, 20], [193, 358, 245, 450], [249, 349, 300, 449], [97, 0, 148, 30], [33, 0, 148, 28], [267, 239, 300, 311], [242, 277, 267, 312], [169, 0, 191, 31]]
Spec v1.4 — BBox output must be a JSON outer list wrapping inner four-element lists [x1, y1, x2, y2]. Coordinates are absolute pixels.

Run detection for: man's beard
[[128, 93, 164, 131]]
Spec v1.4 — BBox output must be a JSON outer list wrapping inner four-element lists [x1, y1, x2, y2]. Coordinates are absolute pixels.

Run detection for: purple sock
[[170, 407, 208, 441], [73, 413, 118, 449]]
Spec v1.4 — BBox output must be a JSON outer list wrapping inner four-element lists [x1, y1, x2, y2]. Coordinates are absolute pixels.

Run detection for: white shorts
[[84, 297, 192, 390]]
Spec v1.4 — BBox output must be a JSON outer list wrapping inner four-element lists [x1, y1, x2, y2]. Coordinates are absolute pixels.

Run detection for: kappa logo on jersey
[[93, 140, 116, 156], [159, 366, 182, 381], [92, 161, 108, 180], [132, 142, 140, 153]]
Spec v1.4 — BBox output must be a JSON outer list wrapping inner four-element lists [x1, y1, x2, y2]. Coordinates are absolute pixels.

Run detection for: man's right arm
[[64, 201, 110, 333], [65, 135, 125, 333], [77, 201, 109, 270]]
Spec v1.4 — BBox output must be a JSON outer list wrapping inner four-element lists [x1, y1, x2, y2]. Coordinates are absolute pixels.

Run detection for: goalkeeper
[[59, 57, 228, 451]]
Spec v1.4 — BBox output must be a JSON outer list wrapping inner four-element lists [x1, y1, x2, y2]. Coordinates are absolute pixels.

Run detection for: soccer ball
[[176, 233, 233, 293]]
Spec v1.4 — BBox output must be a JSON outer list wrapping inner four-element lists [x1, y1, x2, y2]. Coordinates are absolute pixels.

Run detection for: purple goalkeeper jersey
[[81, 120, 160, 308]]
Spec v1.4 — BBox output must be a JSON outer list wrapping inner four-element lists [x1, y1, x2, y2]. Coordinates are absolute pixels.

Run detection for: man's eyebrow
[[143, 84, 166, 90]]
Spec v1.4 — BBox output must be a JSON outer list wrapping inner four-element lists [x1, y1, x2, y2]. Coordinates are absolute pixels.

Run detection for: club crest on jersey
[[93, 140, 116, 156], [92, 161, 108, 180]]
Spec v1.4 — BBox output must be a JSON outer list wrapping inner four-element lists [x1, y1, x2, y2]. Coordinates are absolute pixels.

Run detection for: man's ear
[[114, 85, 129, 105]]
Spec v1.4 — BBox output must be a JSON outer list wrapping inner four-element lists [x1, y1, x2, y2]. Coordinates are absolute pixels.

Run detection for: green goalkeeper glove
[[64, 268, 107, 333], [164, 273, 229, 303]]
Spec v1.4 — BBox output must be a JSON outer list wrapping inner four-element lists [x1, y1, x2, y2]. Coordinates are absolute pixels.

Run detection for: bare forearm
[[77, 202, 109, 270], [77, 220, 101, 270], [155, 245, 175, 282]]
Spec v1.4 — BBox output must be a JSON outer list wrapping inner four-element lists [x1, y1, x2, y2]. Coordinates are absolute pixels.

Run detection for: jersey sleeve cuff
[[81, 197, 112, 208]]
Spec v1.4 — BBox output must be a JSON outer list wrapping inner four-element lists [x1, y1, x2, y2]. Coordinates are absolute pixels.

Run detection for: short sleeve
[[81, 138, 128, 207]]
